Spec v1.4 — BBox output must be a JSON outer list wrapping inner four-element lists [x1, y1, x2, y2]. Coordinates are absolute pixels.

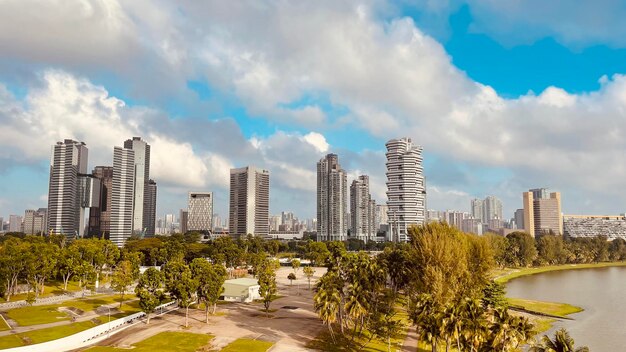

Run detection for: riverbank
[[494, 261, 626, 284]]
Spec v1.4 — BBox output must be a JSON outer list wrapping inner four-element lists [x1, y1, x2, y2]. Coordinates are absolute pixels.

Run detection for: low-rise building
[[563, 215, 626, 240], [221, 278, 261, 303]]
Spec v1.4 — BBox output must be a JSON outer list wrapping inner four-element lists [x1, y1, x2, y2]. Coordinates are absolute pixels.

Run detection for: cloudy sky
[[1, 0, 626, 222]]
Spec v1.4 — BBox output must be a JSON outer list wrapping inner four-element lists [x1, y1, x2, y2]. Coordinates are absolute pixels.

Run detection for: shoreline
[[494, 261, 626, 284]]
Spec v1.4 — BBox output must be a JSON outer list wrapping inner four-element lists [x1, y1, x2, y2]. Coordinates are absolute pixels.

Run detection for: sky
[[1, 0, 626, 222]]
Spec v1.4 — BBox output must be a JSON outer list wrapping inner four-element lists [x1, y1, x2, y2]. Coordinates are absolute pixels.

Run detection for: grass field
[[508, 297, 583, 318], [495, 262, 626, 284], [221, 338, 274, 352], [86, 331, 214, 352], [0, 321, 98, 348], [5, 304, 69, 326], [4, 294, 140, 327]]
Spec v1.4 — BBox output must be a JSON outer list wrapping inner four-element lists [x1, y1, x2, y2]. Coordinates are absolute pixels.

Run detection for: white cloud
[[302, 132, 329, 153]]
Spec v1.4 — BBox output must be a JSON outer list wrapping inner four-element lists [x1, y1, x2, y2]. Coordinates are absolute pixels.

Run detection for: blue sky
[[1, 0, 626, 223]]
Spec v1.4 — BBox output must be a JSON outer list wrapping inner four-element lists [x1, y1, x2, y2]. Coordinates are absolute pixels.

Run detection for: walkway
[[402, 325, 418, 352]]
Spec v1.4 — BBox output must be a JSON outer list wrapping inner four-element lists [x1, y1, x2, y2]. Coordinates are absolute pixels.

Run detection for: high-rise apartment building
[[124, 137, 152, 236], [8, 215, 23, 232], [350, 175, 376, 242], [24, 208, 47, 235], [47, 139, 89, 237], [88, 166, 113, 238], [187, 192, 213, 233], [483, 196, 503, 223], [470, 199, 483, 222], [317, 154, 348, 241], [375, 204, 388, 232], [523, 188, 563, 237], [229, 166, 270, 237], [145, 179, 157, 236], [110, 146, 135, 247], [385, 138, 426, 242]]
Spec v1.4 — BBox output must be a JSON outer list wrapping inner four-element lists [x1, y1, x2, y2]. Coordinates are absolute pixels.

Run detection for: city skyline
[[3, 2, 626, 223]]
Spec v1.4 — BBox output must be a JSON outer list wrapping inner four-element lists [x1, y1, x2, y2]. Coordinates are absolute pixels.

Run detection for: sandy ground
[[90, 266, 328, 351]]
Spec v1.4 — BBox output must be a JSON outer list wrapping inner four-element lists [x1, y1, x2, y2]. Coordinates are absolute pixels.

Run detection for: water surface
[[506, 266, 626, 350]]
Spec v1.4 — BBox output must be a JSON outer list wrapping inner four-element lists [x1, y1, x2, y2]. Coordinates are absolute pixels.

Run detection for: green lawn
[[5, 304, 69, 326], [221, 338, 274, 352], [495, 262, 626, 284], [0, 321, 98, 348], [86, 331, 213, 352], [508, 297, 582, 318], [5, 295, 140, 327]]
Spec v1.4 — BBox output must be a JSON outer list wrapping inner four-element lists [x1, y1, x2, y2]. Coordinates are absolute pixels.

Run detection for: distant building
[[523, 188, 562, 237], [124, 137, 152, 236], [188, 192, 213, 233], [426, 209, 445, 223], [145, 179, 157, 236], [47, 139, 88, 237], [444, 210, 468, 230], [470, 199, 483, 223], [385, 138, 426, 242], [350, 175, 376, 242], [317, 154, 347, 241], [88, 166, 113, 238], [483, 196, 503, 224], [8, 215, 23, 232], [179, 210, 188, 234], [375, 204, 388, 231], [514, 209, 524, 230], [23, 209, 47, 235], [110, 146, 135, 247], [229, 166, 270, 237], [563, 215, 626, 240], [461, 218, 483, 235]]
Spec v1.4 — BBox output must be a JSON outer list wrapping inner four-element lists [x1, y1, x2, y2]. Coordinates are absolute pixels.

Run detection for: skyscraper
[[88, 166, 113, 238], [523, 188, 563, 237], [179, 209, 188, 234], [187, 192, 213, 233], [110, 146, 135, 247], [145, 179, 157, 236], [229, 166, 270, 237], [350, 175, 375, 242], [385, 138, 425, 242], [123, 137, 151, 236], [47, 139, 88, 237], [317, 154, 348, 241]]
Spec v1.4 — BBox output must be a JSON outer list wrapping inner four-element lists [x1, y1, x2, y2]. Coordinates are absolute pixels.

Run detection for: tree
[[0, 238, 30, 301], [190, 258, 227, 322], [482, 281, 508, 309], [505, 232, 538, 267], [25, 241, 58, 298], [258, 260, 277, 315], [287, 272, 296, 286], [111, 260, 137, 308], [291, 259, 301, 275], [135, 267, 165, 324], [530, 328, 589, 352], [305, 241, 330, 266], [58, 245, 82, 291], [303, 266, 315, 290], [174, 269, 198, 328], [314, 270, 342, 340]]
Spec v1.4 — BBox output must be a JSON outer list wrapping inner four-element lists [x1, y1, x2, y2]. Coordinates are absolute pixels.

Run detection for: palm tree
[[489, 308, 521, 352], [442, 302, 463, 352], [459, 298, 488, 352], [314, 271, 342, 341], [530, 328, 590, 352], [409, 293, 442, 352]]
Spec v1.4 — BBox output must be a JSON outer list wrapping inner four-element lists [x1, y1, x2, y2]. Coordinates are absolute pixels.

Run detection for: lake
[[506, 266, 626, 351]]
